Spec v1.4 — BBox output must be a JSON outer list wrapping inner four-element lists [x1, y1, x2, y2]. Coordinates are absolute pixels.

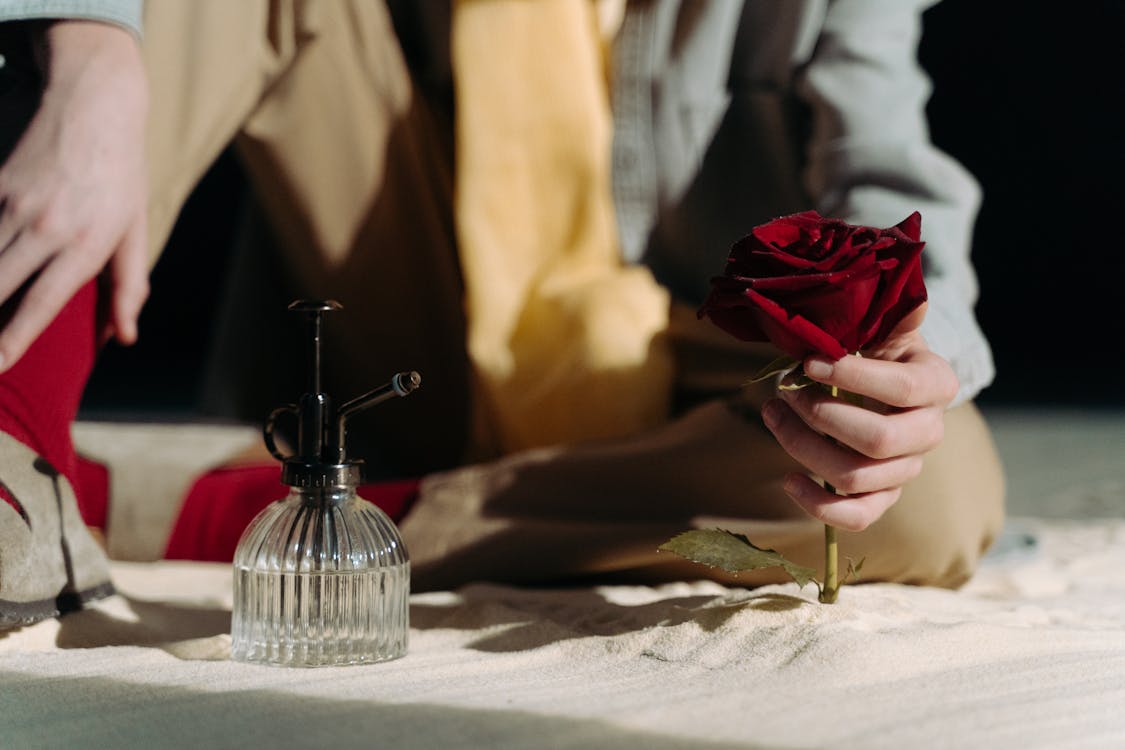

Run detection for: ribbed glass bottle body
[[231, 489, 409, 666]]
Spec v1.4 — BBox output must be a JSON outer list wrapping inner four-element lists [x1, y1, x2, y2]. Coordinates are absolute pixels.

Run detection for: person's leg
[[213, 1, 469, 478], [0, 280, 115, 627], [0, 24, 114, 625], [0, 282, 101, 523], [622, 399, 1005, 590], [400, 303, 1005, 592], [1, 2, 302, 626], [142, 0, 293, 261], [140, 2, 466, 553]]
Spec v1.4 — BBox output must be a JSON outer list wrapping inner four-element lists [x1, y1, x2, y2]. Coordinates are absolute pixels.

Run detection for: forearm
[[39, 18, 146, 108]]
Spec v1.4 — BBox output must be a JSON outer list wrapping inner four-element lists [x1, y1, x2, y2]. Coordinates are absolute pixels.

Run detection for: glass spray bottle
[[231, 300, 419, 667]]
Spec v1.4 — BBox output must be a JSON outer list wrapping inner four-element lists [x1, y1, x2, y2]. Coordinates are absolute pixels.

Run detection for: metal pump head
[[262, 300, 421, 487]]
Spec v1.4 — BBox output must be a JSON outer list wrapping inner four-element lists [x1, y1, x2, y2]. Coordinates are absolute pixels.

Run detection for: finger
[[109, 213, 149, 345], [0, 189, 28, 252], [778, 386, 945, 459], [0, 249, 96, 371], [761, 398, 924, 495], [0, 227, 54, 306], [781, 472, 900, 532], [802, 349, 958, 409]]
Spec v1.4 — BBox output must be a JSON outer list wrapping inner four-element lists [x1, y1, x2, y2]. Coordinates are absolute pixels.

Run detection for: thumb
[[866, 301, 928, 359], [889, 300, 927, 339]]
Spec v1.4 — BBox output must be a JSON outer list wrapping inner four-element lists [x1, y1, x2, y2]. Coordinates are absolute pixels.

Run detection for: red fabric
[[0, 280, 109, 528], [164, 463, 420, 562]]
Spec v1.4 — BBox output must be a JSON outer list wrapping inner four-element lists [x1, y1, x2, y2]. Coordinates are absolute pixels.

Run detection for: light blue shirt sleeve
[[0, 0, 141, 36], [797, 0, 994, 406], [611, 0, 994, 407]]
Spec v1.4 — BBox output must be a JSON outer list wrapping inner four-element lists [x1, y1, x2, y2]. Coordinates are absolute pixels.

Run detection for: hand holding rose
[[700, 210, 953, 531], [761, 303, 958, 531], [664, 210, 953, 600]]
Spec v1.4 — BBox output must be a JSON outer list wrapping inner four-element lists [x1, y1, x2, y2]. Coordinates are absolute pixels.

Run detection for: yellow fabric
[[451, 0, 673, 453]]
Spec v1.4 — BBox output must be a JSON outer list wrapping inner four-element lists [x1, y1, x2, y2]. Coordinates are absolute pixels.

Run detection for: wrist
[[40, 20, 145, 105]]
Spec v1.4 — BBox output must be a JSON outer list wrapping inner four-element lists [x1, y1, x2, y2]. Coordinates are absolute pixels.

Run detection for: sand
[[2, 517, 1123, 749]]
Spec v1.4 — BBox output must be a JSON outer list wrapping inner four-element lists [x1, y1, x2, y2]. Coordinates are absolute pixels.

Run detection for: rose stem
[[819, 382, 842, 604], [820, 507, 839, 604]]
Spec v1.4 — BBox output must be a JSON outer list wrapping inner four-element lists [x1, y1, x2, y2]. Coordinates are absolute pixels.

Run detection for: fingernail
[[805, 357, 833, 379], [761, 398, 782, 428]]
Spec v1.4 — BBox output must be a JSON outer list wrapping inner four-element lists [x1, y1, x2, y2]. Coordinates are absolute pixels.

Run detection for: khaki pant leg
[[228, 3, 468, 475], [143, 0, 284, 260], [845, 402, 1006, 588], [402, 304, 1005, 592], [145, 1, 468, 474]]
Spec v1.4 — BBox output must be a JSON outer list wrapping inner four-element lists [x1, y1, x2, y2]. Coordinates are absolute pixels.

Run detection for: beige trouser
[[144, 0, 469, 474], [143, 1, 1005, 591], [402, 303, 1005, 591]]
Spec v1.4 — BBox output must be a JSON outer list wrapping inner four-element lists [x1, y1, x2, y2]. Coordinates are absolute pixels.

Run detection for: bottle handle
[[263, 404, 299, 461]]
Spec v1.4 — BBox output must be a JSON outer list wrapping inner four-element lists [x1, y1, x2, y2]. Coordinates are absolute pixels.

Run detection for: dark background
[[79, 1, 1125, 418], [920, 1, 1125, 405]]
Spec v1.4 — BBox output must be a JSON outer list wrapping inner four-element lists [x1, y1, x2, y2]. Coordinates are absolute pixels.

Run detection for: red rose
[[699, 211, 927, 361]]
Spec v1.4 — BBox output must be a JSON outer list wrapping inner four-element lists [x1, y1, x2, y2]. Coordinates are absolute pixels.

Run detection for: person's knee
[[856, 403, 1005, 588], [876, 496, 1002, 588]]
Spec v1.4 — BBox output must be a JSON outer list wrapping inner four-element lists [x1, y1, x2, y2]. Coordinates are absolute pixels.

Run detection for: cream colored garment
[[452, 0, 672, 453]]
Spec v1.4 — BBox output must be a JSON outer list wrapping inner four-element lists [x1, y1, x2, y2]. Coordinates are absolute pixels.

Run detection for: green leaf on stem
[[659, 529, 819, 590], [843, 557, 865, 584]]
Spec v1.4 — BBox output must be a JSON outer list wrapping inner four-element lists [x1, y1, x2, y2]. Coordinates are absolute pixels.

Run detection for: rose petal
[[893, 211, 923, 242], [777, 270, 882, 352], [745, 289, 848, 360], [855, 233, 926, 348], [864, 247, 927, 347], [702, 302, 769, 343], [717, 254, 880, 293], [751, 213, 815, 249]]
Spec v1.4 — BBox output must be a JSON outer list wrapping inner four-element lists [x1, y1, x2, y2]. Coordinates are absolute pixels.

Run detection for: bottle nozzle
[[333, 371, 421, 461], [396, 370, 422, 394]]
